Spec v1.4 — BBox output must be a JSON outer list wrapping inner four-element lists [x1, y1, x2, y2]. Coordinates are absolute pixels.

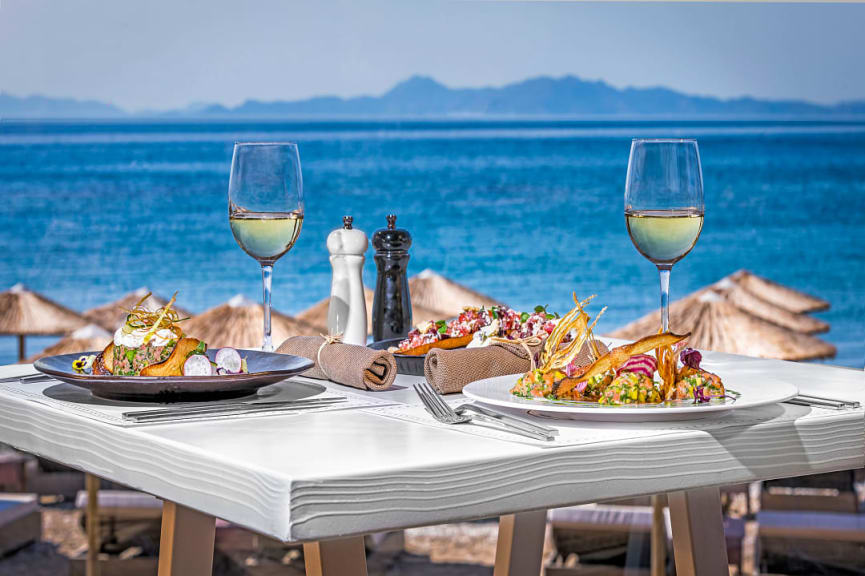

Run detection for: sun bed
[[0, 493, 40, 557], [550, 502, 745, 574], [758, 471, 865, 574]]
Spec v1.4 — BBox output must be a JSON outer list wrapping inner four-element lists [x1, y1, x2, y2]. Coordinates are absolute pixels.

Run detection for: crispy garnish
[[122, 291, 185, 343], [537, 293, 605, 373], [553, 332, 688, 398], [656, 344, 676, 400]]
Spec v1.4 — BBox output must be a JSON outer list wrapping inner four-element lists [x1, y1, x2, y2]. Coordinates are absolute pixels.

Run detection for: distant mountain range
[[0, 92, 125, 118], [3, 75, 865, 119]]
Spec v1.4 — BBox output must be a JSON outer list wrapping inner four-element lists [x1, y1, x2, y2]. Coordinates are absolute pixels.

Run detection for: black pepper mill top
[[372, 214, 413, 342]]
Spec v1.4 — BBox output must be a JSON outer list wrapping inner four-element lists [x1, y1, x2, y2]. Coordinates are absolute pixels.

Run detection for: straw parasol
[[24, 324, 112, 363], [298, 287, 445, 336], [609, 275, 835, 361], [297, 288, 376, 334], [720, 278, 828, 334], [182, 295, 320, 349], [408, 269, 500, 317], [729, 269, 829, 313], [83, 288, 192, 332], [0, 284, 87, 360]]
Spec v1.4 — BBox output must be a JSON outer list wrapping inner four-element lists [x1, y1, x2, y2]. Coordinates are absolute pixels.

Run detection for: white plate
[[462, 371, 798, 421]]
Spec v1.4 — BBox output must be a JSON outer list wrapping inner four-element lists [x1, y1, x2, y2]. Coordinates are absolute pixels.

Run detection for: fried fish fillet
[[553, 332, 688, 399]]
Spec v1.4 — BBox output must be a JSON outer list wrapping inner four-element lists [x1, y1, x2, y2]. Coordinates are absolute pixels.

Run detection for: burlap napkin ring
[[488, 335, 543, 370], [316, 333, 343, 380]]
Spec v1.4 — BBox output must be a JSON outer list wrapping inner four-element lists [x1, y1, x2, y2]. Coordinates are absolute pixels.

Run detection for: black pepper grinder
[[372, 214, 413, 342]]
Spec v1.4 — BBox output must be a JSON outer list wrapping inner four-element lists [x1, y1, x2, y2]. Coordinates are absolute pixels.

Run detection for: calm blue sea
[[0, 119, 863, 367]]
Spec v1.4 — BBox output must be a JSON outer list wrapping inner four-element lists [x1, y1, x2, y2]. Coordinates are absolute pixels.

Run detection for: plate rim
[[462, 372, 799, 415], [33, 350, 314, 383]]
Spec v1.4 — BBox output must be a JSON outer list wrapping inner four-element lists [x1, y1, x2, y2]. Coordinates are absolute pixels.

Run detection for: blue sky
[[1, 0, 863, 111]]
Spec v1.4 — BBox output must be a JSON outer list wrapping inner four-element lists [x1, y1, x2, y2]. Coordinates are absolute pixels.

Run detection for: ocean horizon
[[1, 119, 863, 367]]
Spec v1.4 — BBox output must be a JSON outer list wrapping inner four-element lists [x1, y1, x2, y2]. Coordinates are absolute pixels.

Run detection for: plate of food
[[370, 305, 560, 375], [462, 294, 798, 421], [33, 293, 313, 401]]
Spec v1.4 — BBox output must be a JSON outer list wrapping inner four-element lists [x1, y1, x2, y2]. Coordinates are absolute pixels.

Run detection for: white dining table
[[0, 348, 862, 576]]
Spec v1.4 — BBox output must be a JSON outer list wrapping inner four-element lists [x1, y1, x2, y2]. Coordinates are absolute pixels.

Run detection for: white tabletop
[[0, 350, 862, 543]]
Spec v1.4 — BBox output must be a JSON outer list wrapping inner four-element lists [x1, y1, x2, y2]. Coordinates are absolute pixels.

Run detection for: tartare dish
[[510, 294, 726, 406], [389, 305, 559, 356], [73, 292, 248, 378]]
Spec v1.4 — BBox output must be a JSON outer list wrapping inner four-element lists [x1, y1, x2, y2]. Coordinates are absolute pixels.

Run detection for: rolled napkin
[[424, 339, 609, 395], [276, 336, 397, 391]]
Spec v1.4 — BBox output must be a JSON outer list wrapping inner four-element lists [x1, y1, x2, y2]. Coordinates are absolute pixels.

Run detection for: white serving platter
[[462, 371, 798, 421]]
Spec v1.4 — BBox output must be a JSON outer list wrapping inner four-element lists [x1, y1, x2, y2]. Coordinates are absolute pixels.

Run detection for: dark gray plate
[[33, 349, 314, 401], [368, 338, 425, 376]]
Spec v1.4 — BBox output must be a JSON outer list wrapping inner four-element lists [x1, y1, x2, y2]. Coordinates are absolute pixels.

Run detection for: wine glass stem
[[261, 264, 274, 352], [658, 265, 671, 333]]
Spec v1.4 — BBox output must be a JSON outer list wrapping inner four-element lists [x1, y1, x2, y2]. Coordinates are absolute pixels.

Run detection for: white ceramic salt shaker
[[326, 216, 368, 345]]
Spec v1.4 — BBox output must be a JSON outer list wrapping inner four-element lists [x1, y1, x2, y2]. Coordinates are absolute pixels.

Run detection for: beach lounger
[[0, 493, 40, 557], [550, 502, 745, 574], [758, 471, 865, 574]]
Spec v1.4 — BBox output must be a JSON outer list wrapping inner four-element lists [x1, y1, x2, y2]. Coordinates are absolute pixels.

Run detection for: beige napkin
[[424, 339, 609, 394], [276, 336, 397, 391]]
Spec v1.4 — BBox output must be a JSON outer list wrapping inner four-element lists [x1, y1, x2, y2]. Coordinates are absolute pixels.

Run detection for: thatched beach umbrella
[[83, 288, 192, 332], [24, 324, 112, 363], [408, 269, 500, 317], [0, 284, 87, 360], [297, 287, 445, 337], [613, 278, 828, 338], [720, 278, 828, 334], [681, 292, 834, 360], [297, 288, 376, 334], [182, 295, 320, 349], [729, 269, 829, 314], [609, 275, 835, 361]]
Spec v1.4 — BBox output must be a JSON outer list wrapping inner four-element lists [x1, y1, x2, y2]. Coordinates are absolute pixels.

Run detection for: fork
[[416, 381, 556, 437], [413, 382, 555, 441]]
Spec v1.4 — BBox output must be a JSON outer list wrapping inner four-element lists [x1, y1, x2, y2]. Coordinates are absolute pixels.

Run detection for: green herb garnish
[[185, 340, 208, 359]]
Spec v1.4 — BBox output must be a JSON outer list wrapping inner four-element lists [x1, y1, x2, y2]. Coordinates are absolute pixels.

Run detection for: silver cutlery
[[416, 381, 557, 437], [785, 394, 860, 410], [796, 393, 860, 408], [454, 403, 559, 437], [0, 373, 51, 384], [123, 397, 346, 423], [413, 381, 555, 442]]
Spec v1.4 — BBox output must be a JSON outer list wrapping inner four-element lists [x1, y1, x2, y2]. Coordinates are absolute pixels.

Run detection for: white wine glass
[[625, 138, 704, 332], [229, 142, 304, 351]]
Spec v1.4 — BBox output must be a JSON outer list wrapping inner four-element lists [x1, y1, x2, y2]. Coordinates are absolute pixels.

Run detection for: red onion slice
[[617, 354, 657, 378], [680, 348, 702, 370]]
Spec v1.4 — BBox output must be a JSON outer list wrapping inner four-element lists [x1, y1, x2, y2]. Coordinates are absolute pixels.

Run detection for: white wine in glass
[[625, 208, 703, 265], [228, 143, 304, 352], [229, 210, 304, 263], [625, 139, 704, 332]]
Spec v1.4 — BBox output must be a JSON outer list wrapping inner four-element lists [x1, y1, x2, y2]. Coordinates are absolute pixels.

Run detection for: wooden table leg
[[304, 537, 368, 576], [650, 494, 666, 576], [85, 473, 100, 576], [494, 510, 547, 576], [158, 501, 216, 576], [669, 487, 729, 576]]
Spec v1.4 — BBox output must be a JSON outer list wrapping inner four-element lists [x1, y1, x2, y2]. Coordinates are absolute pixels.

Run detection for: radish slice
[[183, 354, 213, 376], [215, 348, 242, 374]]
